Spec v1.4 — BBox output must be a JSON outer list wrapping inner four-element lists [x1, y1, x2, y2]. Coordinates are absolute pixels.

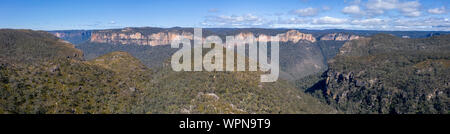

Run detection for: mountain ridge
[[298, 33, 450, 114]]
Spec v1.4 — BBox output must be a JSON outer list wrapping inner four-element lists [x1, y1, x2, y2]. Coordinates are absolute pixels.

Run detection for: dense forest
[[1, 29, 449, 114], [296, 34, 450, 114], [0, 29, 337, 114]]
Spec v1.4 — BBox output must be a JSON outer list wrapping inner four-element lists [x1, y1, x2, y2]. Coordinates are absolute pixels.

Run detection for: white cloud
[[351, 18, 385, 25], [202, 14, 268, 27], [313, 16, 348, 24], [342, 5, 365, 15], [397, 1, 421, 17], [200, 3, 450, 31], [292, 7, 319, 17], [273, 16, 449, 31], [394, 17, 449, 26], [403, 11, 421, 17], [391, 17, 450, 30], [341, 0, 423, 17], [218, 14, 262, 23], [322, 6, 331, 11], [366, 0, 397, 12], [281, 17, 312, 24], [428, 7, 446, 14]]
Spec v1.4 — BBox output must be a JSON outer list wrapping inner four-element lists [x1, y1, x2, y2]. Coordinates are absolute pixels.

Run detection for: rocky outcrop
[[89, 29, 316, 46], [236, 30, 316, 43], [90, 30, 194, 46], [281, 30, 316, 43], [320, 33, 361, 41], [313, 34, 450, 114]]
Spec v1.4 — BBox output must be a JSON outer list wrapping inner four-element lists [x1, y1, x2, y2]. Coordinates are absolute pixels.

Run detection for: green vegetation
[[0, 29, 337, 114], [4, 29, 448, 114], [143, 67, 337, 114], [0, 29, 82, 64], [0, 59, 148, 113], [77, 42, 177, 69], [297, 34, 450, 114]]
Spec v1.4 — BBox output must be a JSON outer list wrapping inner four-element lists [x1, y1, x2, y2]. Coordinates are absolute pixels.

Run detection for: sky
[[0, 0, 449, 31]]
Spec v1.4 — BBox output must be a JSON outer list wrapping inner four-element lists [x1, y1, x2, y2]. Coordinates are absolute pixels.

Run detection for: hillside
[[0, 29, 337, 114], [0, 29, 83, 64], [88, 51, 149, 73], [0, 30, 153, 113], [144, 65, 337, 114], [77, 42, 177, 69], [297, 34, 450, 114]]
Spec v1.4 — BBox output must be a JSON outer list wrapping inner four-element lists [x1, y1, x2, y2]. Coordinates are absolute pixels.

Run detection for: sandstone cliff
[[320, 33, 361, 41], [90, 28, 194, 46], [89, 29, 317, 46]]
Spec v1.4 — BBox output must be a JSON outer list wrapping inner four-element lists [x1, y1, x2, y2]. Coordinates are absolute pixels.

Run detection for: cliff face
[[90, 30, 194, 46], [236, 30, 316, 43], [89, 29, 316, 46], [51, 28, 370, 46], [279, 40, 326, 80], [320, 33, 361, 41], [49, 30, 91, 45], [314, 34, 450, 114], [50, 28, 450, 46], [282, 30, 317, 42]]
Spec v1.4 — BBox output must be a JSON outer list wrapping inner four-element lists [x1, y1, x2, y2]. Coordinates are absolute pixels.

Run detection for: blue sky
[[0, 0, 448, 31]]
